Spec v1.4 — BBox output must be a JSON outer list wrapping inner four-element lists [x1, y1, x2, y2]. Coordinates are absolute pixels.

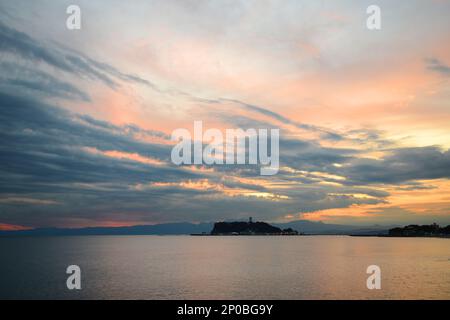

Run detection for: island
[[388, 223, 450, 238], [191, 217, 300, 236]]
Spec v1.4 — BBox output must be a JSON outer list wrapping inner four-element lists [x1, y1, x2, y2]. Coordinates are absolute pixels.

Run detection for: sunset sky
[[0, 0, 449, 229]]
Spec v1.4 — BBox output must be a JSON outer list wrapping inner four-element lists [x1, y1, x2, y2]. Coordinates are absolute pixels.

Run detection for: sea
[[0, 235, 449, 299]]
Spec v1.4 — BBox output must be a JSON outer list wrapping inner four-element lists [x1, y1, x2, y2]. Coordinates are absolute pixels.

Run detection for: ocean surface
[[0, 235, 449, 299]]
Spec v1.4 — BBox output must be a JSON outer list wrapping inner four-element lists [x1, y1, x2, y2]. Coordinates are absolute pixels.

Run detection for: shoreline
[[350, 234, 450, 239]]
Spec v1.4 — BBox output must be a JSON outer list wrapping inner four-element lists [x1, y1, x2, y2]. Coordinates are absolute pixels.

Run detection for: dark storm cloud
[[0, 22, 151, 89]]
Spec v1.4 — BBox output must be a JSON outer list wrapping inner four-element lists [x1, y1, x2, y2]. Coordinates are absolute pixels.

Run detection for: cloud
[[0, 6, 449, 228], [0, 91, 207, 225], [1, 87, 449, 227], [221, 98, 346, 141], [0, 62, 91, 101], [341, 147, 450, 185], [426, 58, 450, 76], [0, 22, 152, 89], [0, 90, 389, 227]]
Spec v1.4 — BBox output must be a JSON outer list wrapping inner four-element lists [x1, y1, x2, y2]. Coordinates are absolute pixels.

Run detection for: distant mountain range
[[0, 220, 394, 236]]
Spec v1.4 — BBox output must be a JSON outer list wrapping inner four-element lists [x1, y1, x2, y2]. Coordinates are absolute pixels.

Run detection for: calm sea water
[[0, 235, 449, 299]]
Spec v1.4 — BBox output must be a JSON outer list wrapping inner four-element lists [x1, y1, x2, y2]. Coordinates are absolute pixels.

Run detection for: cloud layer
[[0, 1, 449, 228]]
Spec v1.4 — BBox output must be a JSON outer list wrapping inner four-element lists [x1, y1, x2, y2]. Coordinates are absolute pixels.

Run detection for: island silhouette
[[192, 217, 300, 236], [388, 223, 450, 237]]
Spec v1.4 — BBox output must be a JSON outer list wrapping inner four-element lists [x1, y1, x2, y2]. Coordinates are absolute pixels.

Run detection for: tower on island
[[249, 217, 253, 224]]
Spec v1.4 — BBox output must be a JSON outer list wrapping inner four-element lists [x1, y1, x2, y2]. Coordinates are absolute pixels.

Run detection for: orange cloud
[[83, 147, 166, 166], [0, 223, 31, 231], [300, 179, 450, 224]]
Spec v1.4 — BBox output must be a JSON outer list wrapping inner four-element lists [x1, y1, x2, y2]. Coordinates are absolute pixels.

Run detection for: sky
[[0, 0, 449, 230]]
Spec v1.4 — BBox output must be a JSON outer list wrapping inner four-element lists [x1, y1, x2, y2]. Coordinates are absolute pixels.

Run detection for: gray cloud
[[2, 88, 449, 228], [0, 90, 386, 227], [0, 62, 90, 101], [341, 147, 450, 185], [0, 16, 449, 228], [221, 98, 347, 141], [0, 22, 151, 89], [426, 58, 450, 76]]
